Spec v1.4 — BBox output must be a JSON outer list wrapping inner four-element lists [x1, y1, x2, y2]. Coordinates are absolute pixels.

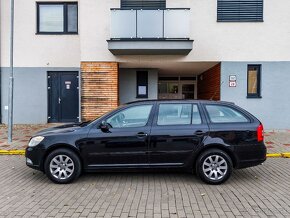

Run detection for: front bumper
[[25, 146, 46, 171]]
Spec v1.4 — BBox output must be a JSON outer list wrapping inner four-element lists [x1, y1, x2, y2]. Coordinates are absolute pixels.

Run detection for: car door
[[80, 103, 155, 169], [202, 103, 260, 161], [149, 102, 209, 167]]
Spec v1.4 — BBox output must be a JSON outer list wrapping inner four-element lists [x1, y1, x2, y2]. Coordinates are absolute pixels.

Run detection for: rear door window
[[192, 104, 202, 124], [205, 105, 249, 123], [157, 103, 202, 125]]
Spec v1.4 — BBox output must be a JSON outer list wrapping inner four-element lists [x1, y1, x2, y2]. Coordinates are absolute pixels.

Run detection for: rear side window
[[205, 105, 249, 123], [157, 103, 202, 125]]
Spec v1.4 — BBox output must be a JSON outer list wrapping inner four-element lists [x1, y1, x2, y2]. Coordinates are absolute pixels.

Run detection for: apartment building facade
[[0, 0, 290, 129]]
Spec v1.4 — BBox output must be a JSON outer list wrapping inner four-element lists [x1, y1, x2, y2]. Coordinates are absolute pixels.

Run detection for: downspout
[[8, 0, 14, 142], [0, 1, 2, 124]]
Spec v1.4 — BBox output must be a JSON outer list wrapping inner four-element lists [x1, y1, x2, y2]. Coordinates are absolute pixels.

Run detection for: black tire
[[44, 148, 81, 184], [196, 149, 233, 185]]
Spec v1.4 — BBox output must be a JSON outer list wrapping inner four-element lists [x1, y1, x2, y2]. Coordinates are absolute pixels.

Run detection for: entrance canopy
[[119, 61, 219, 76], [118, 61, 221, 103]]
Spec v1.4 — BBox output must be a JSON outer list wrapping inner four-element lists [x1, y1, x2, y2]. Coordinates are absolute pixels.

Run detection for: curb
[[0, 150, 290, 158], [267, 153, 290, 158], [0, 150, 25, 155]]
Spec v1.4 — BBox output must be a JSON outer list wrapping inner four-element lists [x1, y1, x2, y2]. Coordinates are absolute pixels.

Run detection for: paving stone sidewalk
[[1, 124, 290, 153], [0, 124, 58, 150], [0, 156, 290, 217]]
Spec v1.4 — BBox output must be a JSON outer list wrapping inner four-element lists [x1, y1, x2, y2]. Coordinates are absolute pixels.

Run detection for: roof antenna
[[210, 81, 224, 101]]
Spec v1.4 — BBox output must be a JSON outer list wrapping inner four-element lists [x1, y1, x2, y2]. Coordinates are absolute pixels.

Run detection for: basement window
[[247, 65, 261, 98], [37, 2, 78, 34]]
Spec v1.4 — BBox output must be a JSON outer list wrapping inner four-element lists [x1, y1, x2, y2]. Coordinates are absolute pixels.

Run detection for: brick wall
[[197, 63, 221, 101], [81, 62, 119, 121]]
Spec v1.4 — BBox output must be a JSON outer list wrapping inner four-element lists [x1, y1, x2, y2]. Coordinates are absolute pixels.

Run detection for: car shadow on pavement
[[24, 167, 263, 186]]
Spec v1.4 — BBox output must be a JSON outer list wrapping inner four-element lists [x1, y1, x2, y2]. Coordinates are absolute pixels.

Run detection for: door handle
[[137, 132, 148, 138], [58, 97, 61, 104], [195, 130, 205, 136]]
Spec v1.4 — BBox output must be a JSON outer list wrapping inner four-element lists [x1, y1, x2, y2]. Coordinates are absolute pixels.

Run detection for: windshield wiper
[[79, 120, 91, 127]]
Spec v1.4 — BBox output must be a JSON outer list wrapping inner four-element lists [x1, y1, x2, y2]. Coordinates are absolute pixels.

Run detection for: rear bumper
[[234, 143, 267, 169], [236, 157, 266, 169]]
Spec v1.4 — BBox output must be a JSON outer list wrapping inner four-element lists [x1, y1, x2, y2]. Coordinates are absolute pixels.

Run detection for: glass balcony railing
[[110, 8, 190, 39]]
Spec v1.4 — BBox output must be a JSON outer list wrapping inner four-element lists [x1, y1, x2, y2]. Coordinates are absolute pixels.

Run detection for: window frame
[[247, 65, 262, 98], [36, 2, 78, 35], [204, 104, 251, 124], [155, 103, 203, 127]]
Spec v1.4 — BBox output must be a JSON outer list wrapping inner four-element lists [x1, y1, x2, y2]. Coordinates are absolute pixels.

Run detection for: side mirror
[[100, 121, 110, 132]]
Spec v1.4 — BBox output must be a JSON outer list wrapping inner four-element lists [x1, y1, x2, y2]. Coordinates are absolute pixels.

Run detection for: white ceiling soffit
[[119, 61, 219, 75]]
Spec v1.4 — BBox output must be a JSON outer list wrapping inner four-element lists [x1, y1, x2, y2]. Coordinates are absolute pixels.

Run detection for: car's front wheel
[[196, 149, 233, 185], [44, 148, 81, 184]]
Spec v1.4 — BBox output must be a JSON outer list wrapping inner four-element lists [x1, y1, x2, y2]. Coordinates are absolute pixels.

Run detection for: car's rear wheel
[[44, 148, 81, 184], [196, 149, 233, 185]]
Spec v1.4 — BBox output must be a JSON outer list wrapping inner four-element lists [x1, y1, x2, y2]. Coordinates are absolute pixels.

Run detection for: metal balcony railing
[[110, 8, 190, 40]]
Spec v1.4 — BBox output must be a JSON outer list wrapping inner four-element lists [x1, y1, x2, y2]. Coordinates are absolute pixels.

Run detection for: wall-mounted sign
[[229, 81, 237, 87], [229, 75, 237, 87], [229, 75, 237, 81], [65, 81, 71, 89], [138, 86, 147, 95]]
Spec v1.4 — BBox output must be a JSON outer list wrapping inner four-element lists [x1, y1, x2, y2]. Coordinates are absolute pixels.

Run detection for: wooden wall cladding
[[197, 63, 221, 101], [81, 62, 119, 121]]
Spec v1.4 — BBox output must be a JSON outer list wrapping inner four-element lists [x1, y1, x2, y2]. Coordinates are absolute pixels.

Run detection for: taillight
[[257, 124, 264, 142]]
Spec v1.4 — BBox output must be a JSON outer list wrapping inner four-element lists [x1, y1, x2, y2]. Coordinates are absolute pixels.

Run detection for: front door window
[[106, 105, 153, 128]]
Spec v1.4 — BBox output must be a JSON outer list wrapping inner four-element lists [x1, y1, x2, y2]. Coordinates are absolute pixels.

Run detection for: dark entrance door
[[48, 72, 79, 123]]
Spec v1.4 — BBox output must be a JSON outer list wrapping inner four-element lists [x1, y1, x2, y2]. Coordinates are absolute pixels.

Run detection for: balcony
[[107, 8, 193, 55]]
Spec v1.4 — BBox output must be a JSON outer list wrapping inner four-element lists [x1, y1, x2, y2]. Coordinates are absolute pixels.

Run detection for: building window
[[217, 0, 263, 22], [37, 2, 78, 34], [247, 65, 261, 98], [136, 71, 148, 98], [121, 0, 166, 9]]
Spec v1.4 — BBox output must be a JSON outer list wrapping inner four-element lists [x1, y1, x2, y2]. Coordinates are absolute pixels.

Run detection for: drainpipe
[[0, 1, 2, 124], [0, 65, 1, 124], [8, 0, 14, 143]]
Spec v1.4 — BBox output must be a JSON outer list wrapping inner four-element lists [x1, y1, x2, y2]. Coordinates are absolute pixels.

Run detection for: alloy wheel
[[49, 155, 75, 180], [202, 155, 228, 181]]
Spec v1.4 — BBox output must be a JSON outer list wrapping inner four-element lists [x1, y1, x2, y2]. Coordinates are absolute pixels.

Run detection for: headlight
[[28, 136, 44, 147]]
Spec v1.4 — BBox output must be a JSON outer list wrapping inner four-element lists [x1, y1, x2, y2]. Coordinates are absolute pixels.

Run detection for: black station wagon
[[26, 100, 266, 184]]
